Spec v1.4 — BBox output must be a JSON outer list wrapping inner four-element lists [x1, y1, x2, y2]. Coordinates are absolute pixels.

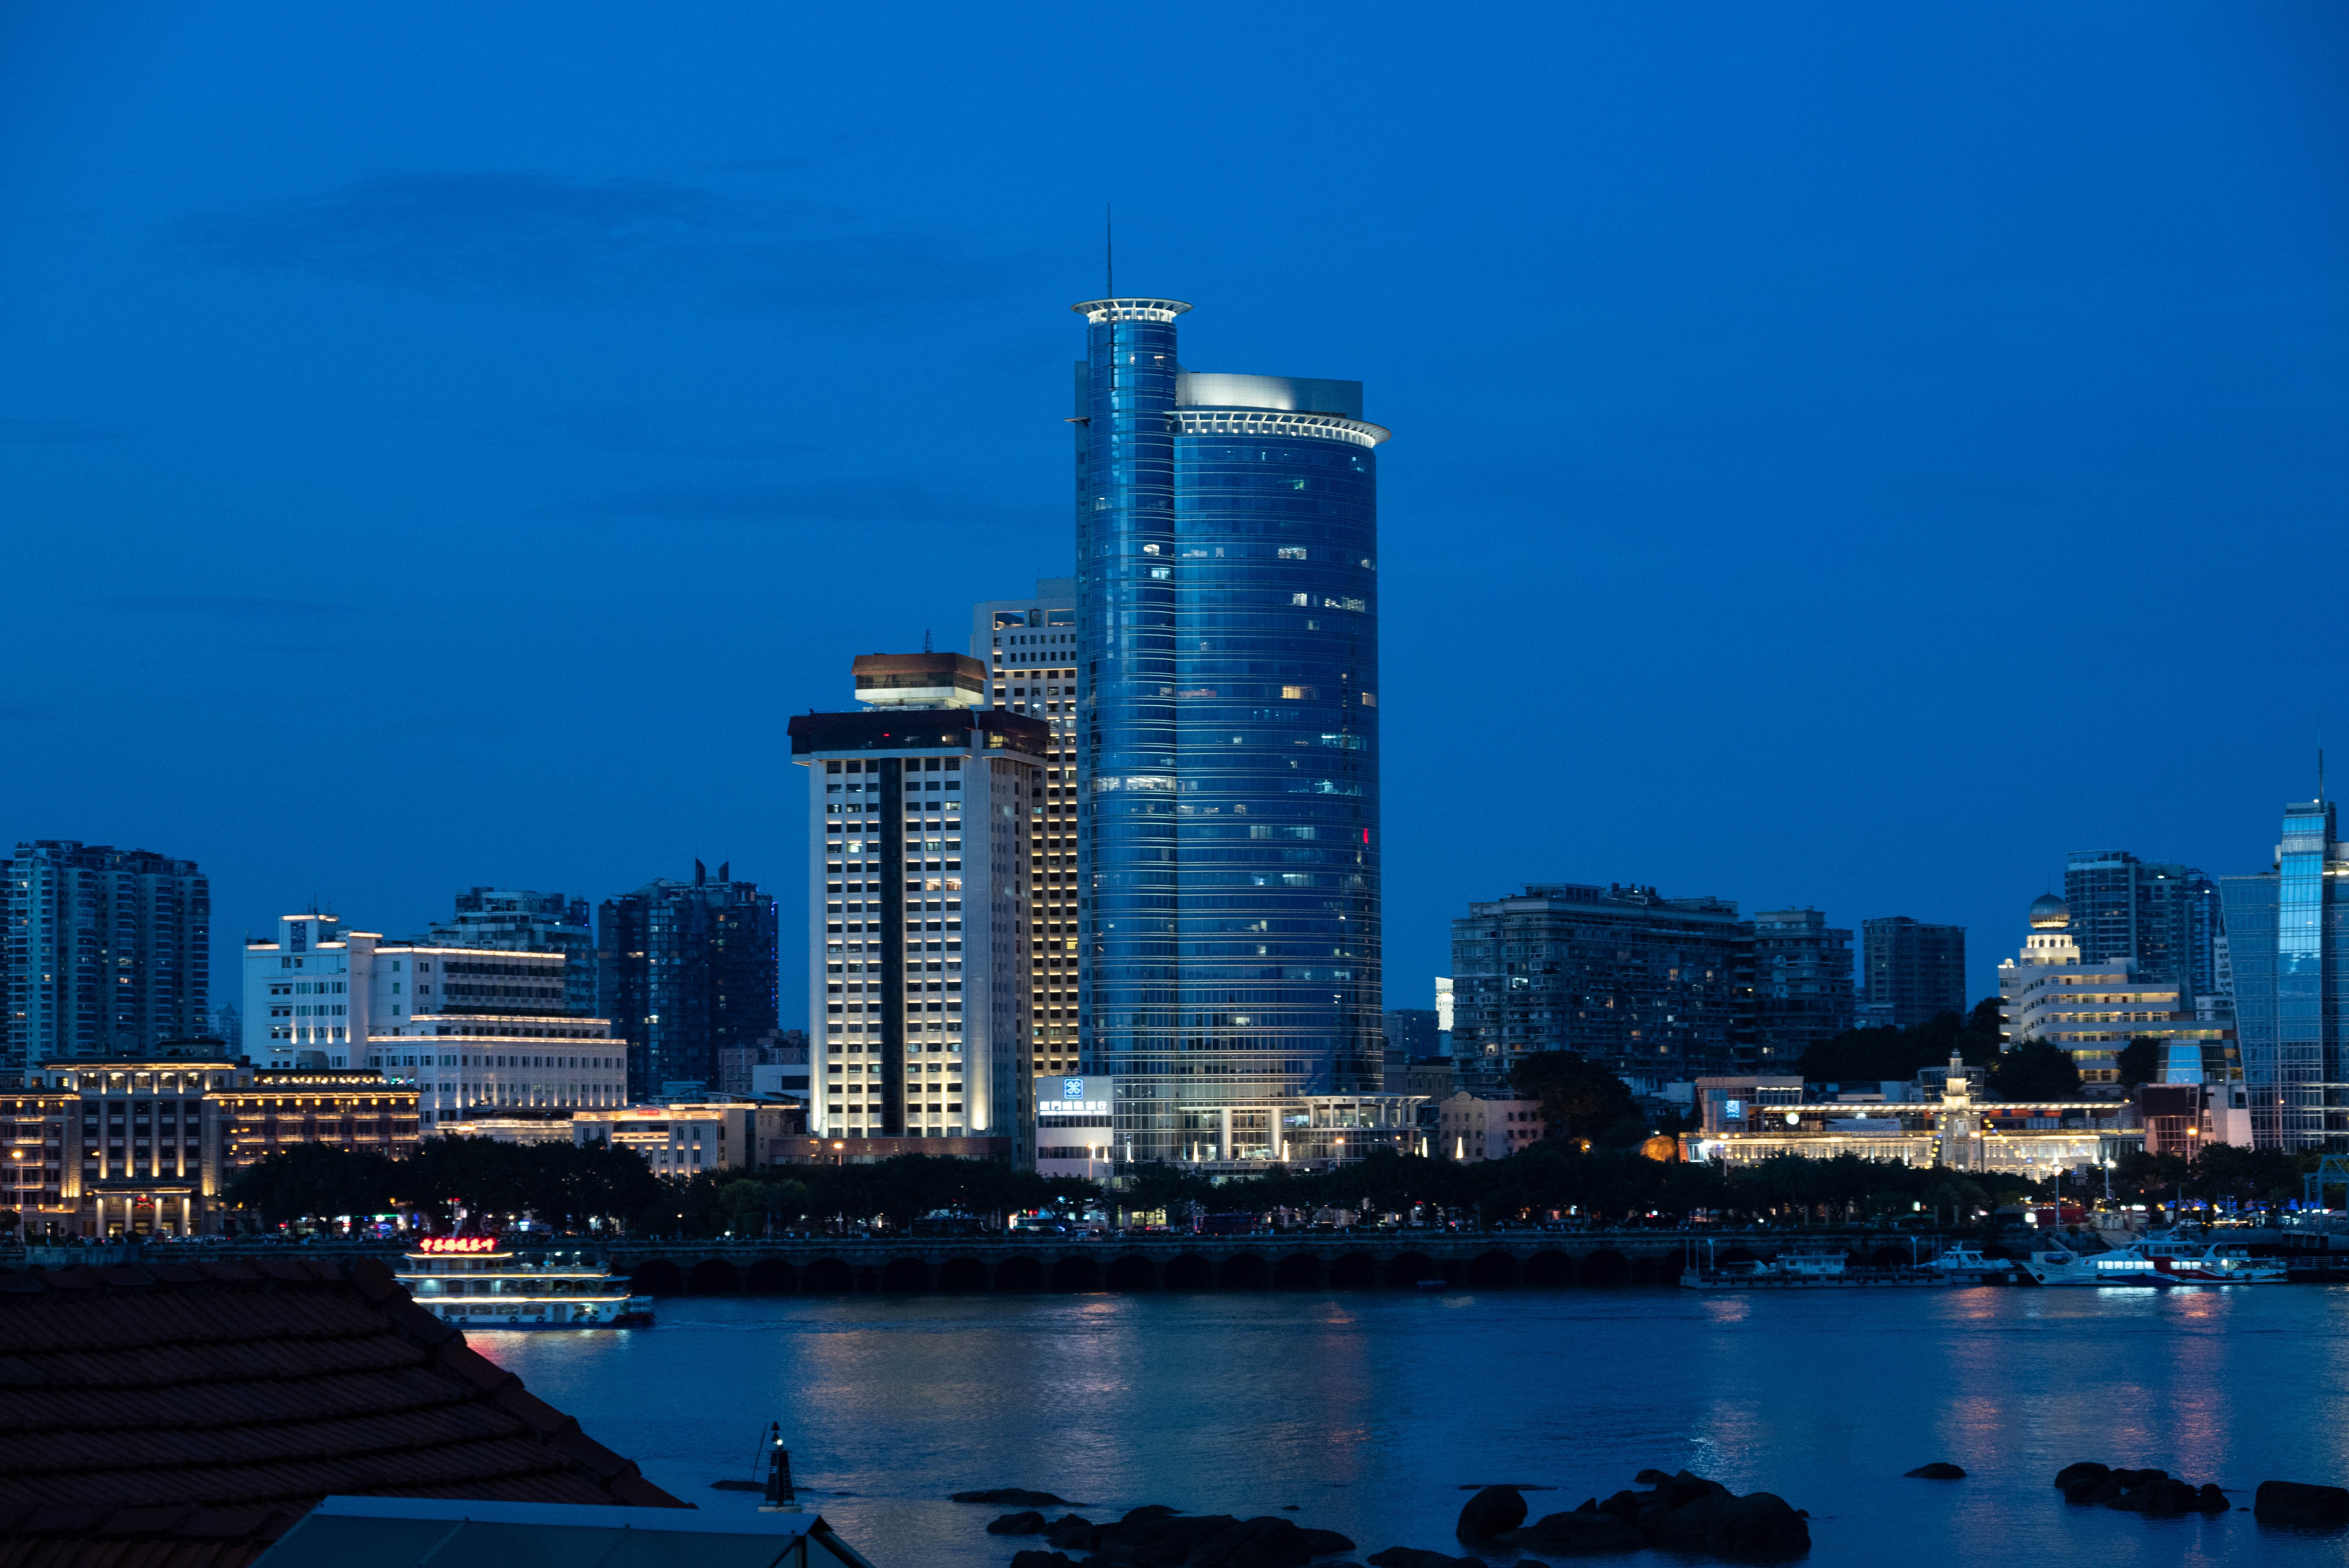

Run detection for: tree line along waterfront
[[221, 1131, 2320, 1240]]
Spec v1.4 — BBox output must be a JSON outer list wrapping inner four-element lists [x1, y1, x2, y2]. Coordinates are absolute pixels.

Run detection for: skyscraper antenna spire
[[1105, 202, 1113, 298]]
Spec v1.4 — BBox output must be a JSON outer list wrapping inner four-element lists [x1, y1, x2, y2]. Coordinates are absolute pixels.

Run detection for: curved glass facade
[[1074, 299, 1383, 1164]]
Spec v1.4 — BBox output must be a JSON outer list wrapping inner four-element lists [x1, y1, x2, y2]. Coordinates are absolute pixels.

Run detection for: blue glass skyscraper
[[2219, 796, 2349, 1151], [1073, 297, 1387, 1164]]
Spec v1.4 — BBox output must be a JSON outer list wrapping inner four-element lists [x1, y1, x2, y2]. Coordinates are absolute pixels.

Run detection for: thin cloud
[[588, 480, 1033, 526], [89, 594, 351, 618], [170, 171, 1005, 313], [0, 418, 125, 445]]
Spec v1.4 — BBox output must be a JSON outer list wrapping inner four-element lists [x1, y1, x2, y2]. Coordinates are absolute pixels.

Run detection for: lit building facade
[[1431, 1092, 1545, 1161], [1861, 916, 1968, 1028], [0, 1051, 417, 1237], [972, 577, 1084, 1076], [1996, 894, 2236, 1089], [1449, 883, 1745, 1090], [788, 652, 1044, 1165], [5, 841, 209, 1069], [597, 864, 778, 1099], [1742, 907, 1855, 1066], [241, 913, 624, 1130], [2219, 798, 2349, 1151], [1074, 297, 1388, 1165]]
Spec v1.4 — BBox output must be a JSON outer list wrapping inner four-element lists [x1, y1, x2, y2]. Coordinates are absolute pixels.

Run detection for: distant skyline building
[[1861, 916, 1968, 1028], [1743, 907, 1855, 1066], [422, 889, 598, 1016], [972, 576, 1083, 1077], [1074, 296, 1388, 1164], [2062, 850, 2220, 1000], [597, 862, 778, 1101], [788, 652, 1046, 1162], [5, 840, 209, 1068], [1449, 883, 1745, 1090], [2219, 796, 2349, 1151]]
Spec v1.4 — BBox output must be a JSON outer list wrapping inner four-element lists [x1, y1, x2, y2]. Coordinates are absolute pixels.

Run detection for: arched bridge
[[581, 1231, 1948, 1296]]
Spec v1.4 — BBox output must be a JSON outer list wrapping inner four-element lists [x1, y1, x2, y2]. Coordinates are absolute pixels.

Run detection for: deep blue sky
[[4, 5, 2344, 1028]]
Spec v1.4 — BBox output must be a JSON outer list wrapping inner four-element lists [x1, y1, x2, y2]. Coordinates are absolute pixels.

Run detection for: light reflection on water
[[478, 1286, 2349, 1568]]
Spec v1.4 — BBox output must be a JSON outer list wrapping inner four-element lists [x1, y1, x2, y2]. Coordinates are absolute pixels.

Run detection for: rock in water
[[1365, 1551, 1487, 1568], [1186, 1517, 1315, 1568], [2254, 1481, 2349, 1527], [954, 1488, 1069, 1506], [1493, 1512, 1643, 1556], [1123, 1505, 1183, 1524], [1010, 1554, 1075, 1568], [1903, 1463, 1966, 1480], [987, 1511, 1047, 1535], [1043, 1517, 1098, 1551], [1648, 1491, 1810, 1557], [2052, 1463, 2110, 1502], [1299, 1529, 1357, 1555], [1456, 1487, 1528, 1541]]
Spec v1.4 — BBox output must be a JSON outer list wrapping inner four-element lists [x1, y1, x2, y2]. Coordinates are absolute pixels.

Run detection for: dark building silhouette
[[597, 862, 777, 1100], [1862, 916, 1968, 1028], [2062, 850, 2220, 1000], [6, 840, 209, 1069], [1743, 907, 1855, 1066]]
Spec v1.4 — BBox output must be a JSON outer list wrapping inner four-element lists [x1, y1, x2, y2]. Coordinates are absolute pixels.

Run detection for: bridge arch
[[1052, 1255, 1101, 1293], [1628, 1255, 1665, 1286], [1220, 1253, 1268, 1290], [1106, 1254, 1155, 1291], [744, 1258, 795, 1295], [688, 1259, 740, 1294], [1522, 1250, 1573, 1286], [1580, 1249, 1630, 1285], [630, 1258, 684, 1296], [802, 1256, 855, 1294], [938, 1256, 989, 1294], [1468, 1251, 1517, 1288], [1162, 1253, 1213, 1292], [880, 1257, 930, 1293], [995, 1254, 1045, 1293], [1275, 1253, 1322, 1290], [1386, 1251, 1438, 1288], [1328, 1252, 1378, 1289]]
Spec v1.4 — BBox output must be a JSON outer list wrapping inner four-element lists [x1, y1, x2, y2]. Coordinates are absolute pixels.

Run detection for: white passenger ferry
[[394, 1236, 655, 1329], [2114, 1235, 2289, 1284]]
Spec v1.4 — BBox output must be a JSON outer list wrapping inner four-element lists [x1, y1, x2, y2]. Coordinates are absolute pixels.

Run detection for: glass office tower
[[2221, 798, 2349, 1150], [1073, 297, 1388, 1165]]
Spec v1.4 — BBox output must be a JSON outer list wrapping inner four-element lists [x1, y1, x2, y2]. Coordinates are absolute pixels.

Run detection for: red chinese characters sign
[[419, 1235, 501, 1254]]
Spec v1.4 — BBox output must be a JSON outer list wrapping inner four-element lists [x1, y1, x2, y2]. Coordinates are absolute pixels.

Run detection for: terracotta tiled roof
[[0, 1257, 684, 1568]]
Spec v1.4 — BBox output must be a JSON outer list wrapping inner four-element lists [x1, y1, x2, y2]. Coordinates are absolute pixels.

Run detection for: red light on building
[[418, 1235, 501, 1254]]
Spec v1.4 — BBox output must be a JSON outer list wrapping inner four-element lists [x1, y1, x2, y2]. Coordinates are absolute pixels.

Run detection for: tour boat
[[395, 1235, 655, 1329], [1926, 1243, 2018, 1285], [2017, 1247, 2170, 1287], [1681, 1249, 1938, 1289], [2112, 1236, 2289, 1285]]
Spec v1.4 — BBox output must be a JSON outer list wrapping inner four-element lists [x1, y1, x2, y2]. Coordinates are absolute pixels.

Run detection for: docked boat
[[2113, 1236, 2289, 1285], [394, 1236, 655, 1329], [1927, 1243, 2018, 1285], [1682, 1249, 1938, 1290], [2017, 1246, 2170, 1286]]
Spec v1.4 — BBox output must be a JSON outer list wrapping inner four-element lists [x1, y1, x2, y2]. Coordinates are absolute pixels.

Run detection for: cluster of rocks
[[2053, 1463, 2227, 1515], [977, 1502, 1354, 1568], [1452, 1472, 1809, 1558]]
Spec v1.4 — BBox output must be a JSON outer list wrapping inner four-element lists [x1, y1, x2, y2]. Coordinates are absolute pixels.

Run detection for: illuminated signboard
[[418, 1235, 502, 1254]]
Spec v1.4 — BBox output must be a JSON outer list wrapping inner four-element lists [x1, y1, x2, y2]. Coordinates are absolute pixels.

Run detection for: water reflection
[[480, 1289, 2349, 1568]]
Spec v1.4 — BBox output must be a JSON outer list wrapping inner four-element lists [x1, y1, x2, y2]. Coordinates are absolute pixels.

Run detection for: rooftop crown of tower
[[852, 652, 985, 711]]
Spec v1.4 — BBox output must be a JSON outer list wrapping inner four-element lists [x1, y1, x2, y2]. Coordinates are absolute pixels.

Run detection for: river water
[[481, 1285, 2349, 1568]]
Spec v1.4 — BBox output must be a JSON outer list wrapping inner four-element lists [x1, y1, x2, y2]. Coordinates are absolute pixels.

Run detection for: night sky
[[4, 5, 2343, 1030]]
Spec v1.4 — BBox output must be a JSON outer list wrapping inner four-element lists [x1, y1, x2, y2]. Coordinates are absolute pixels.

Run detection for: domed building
[[2027, 893, 2069, 930]]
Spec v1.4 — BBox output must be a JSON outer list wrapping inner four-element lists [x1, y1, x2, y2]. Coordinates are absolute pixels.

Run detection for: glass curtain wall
[[1075, 299, 1384, 1164]]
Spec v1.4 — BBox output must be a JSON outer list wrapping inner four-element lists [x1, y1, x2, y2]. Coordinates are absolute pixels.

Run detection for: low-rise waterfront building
[[573, 1100, 804, 1176], [1035, 1072, 1116, 1177], [1432, 1092, 1545, 1160]]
